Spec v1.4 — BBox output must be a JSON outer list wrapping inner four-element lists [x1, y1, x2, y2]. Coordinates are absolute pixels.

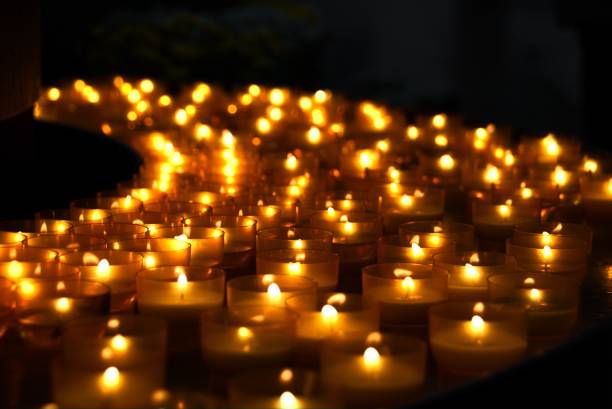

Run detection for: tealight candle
[[111, 238, 191, 269], [112, 211, 183, 236], [433, 252, 516, 301], [0, 219, 72, 238], [38, 207, 112, 225], [15, 278, 110, 348], [0, 231, 27, 248], [285, 293, 379, 364], [0, 247, 62, 281], [399, 221, 475, 251], [488, 273, 579, 350], [150, 225, 224, 267], [321, 332, 427, 408], [137, 266, 225, 321], [580, 176, 612, 221], [72, 222, 149, 241], [25, 233, 107, 255], [71, 195, 143, 218], [472, 199, 539, 243], [53, 315, 167, 409], [144, 200, 211, 221], [227, 274, 317, 308], [429, 302, 527, 377], [362, 263, 448, 330], [377, 188, 445, 233], [257, 249, 339, 291], [185, 215, 256, 269], [228, 368, 333, 409], [59, 250, 143, 312], [200, 306, 297, 373], [513, 221, 593, 254], [506, 237, 588, 276], [378, 234, 454, 264], [257, 227, 333, 253], [214, 204, 283, 230]]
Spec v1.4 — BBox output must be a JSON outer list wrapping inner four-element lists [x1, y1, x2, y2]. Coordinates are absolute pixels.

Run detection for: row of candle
[[0, 77, 605, 409]]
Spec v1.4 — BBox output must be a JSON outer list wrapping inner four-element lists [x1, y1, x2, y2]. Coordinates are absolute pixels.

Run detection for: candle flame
[[400, 194, 414, 207], [434, 134, 448, 147], [552, 166, 568, 186], [327, 207, 335, 216], [406, 125, 419, 140], [473, 302, 485, 314], [470, 315, 486, 336], [498, 204, 511, 218], [438, 154, 455, 170], [279, 368, 293, 383], [433, 225, 443, 233], [110, 334, 128, 352], [177, 272, 188, 289], [144, 255, 156, 269], [100, 367, 121, 392], [293, 239, 304, 249], [307, 126, 321, 144], [523, 277, 535, 286], [237, 326, 253, 340], [107, 318, 120, 329], [583, 158, 598, 174], [401, 276, 415, 293], [541, 231, 552, 246], [484, 164, 500, 184], [288, 261, 301, 275], [542, 245, 552, 260], [321, 304, 338, 323], [267, 282, 281, 300], [40, 222, 48, 233], [285, 154, 298, 171], [542, 134, 560, 156], [279, 391, 298, 409], [464, 263, 480, 282], [7, 260, 24, 279], [432, 114, 446, 129], [97, 258, 111, 280], [529, 288, 542, 303], [54, 297, 71, 313], [363, 347, 381, 369]]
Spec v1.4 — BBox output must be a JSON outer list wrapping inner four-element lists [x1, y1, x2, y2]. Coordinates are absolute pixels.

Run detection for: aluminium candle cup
[[399, 221, 475, 251], [0, 219, 73, 238], [213, 205, 283, 230], [429, 302, 527, 378], [488, 273, 579, 351], [111, 238, 191, 269], [72, 222, 149, 241], [53, 315, 167, 409], [0, 278, 12, 337], [150, 225, 224, 268], [433, 252, 516, 301], [256, 227, 333, 253], [506, 237, 588, 276], [200, 306, 297, 373], [228, 367, 333, 409], [185, 215, 256, 269], [227, 274, 317, 309], [471, 199, 540, 242], [59, 250, 143, 312], [513, 221, 593, 254], [14, 278, 110, 348], [285, 292, 379, 365], [377, 235, 454, 264], [25, 233, 108, 255], [362, 263, 448, 331], [321, 332, 427, 409], [0, 247, 67, 281], [257, 249, 339, 291], [70, 196, 144, 218]]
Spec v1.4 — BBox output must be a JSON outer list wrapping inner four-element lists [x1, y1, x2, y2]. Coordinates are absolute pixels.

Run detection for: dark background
[[40, 0, 611, 149]]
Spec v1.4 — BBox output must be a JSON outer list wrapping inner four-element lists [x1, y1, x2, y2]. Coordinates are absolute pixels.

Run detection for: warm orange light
[[438, 154, 455, 171]]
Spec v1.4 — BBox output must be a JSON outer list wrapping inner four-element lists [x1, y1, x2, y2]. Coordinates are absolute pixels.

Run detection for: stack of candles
[[0, 77, 607, 408]]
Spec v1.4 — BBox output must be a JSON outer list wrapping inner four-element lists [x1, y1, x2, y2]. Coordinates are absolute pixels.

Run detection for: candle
[[285, 292, 379, 364], [111, 238, 191, 269], [0, 247, 63, 281], [257, 227, 334, 253], [144, 200, 211, 221], [59, 250, 143, 312], [513, 221, 592, 254], [362, 263, 448, 329], [376, 188, 445, 233], [53, 315, 166, 409], [185, 215, 256, 269], [200, 306, 297, 373], [506, 237, 588, 276], [214, 204, 283, 230], [227, 274, 317, 308], [137, 266, 225, 321], [228, 368, 333, 409], [488, 273, 579, 349], [472, 199, 539, 243], [0, 231, 27, 248], [25, 233, 108, 255], [399, 221, 475, 251], [378, 234, 454, 264], [70, 195, 143, 218], [433, 252, 516, 301], [429, 302, 527, 376], [0, 278, 12, 337], [257, 249, 339, 291], [150, 225, 224, 267], [0, 219, 72, 238], [321, 332, 427, 408], [72, 222, 149, 241], [15, 278, 110, 348]]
